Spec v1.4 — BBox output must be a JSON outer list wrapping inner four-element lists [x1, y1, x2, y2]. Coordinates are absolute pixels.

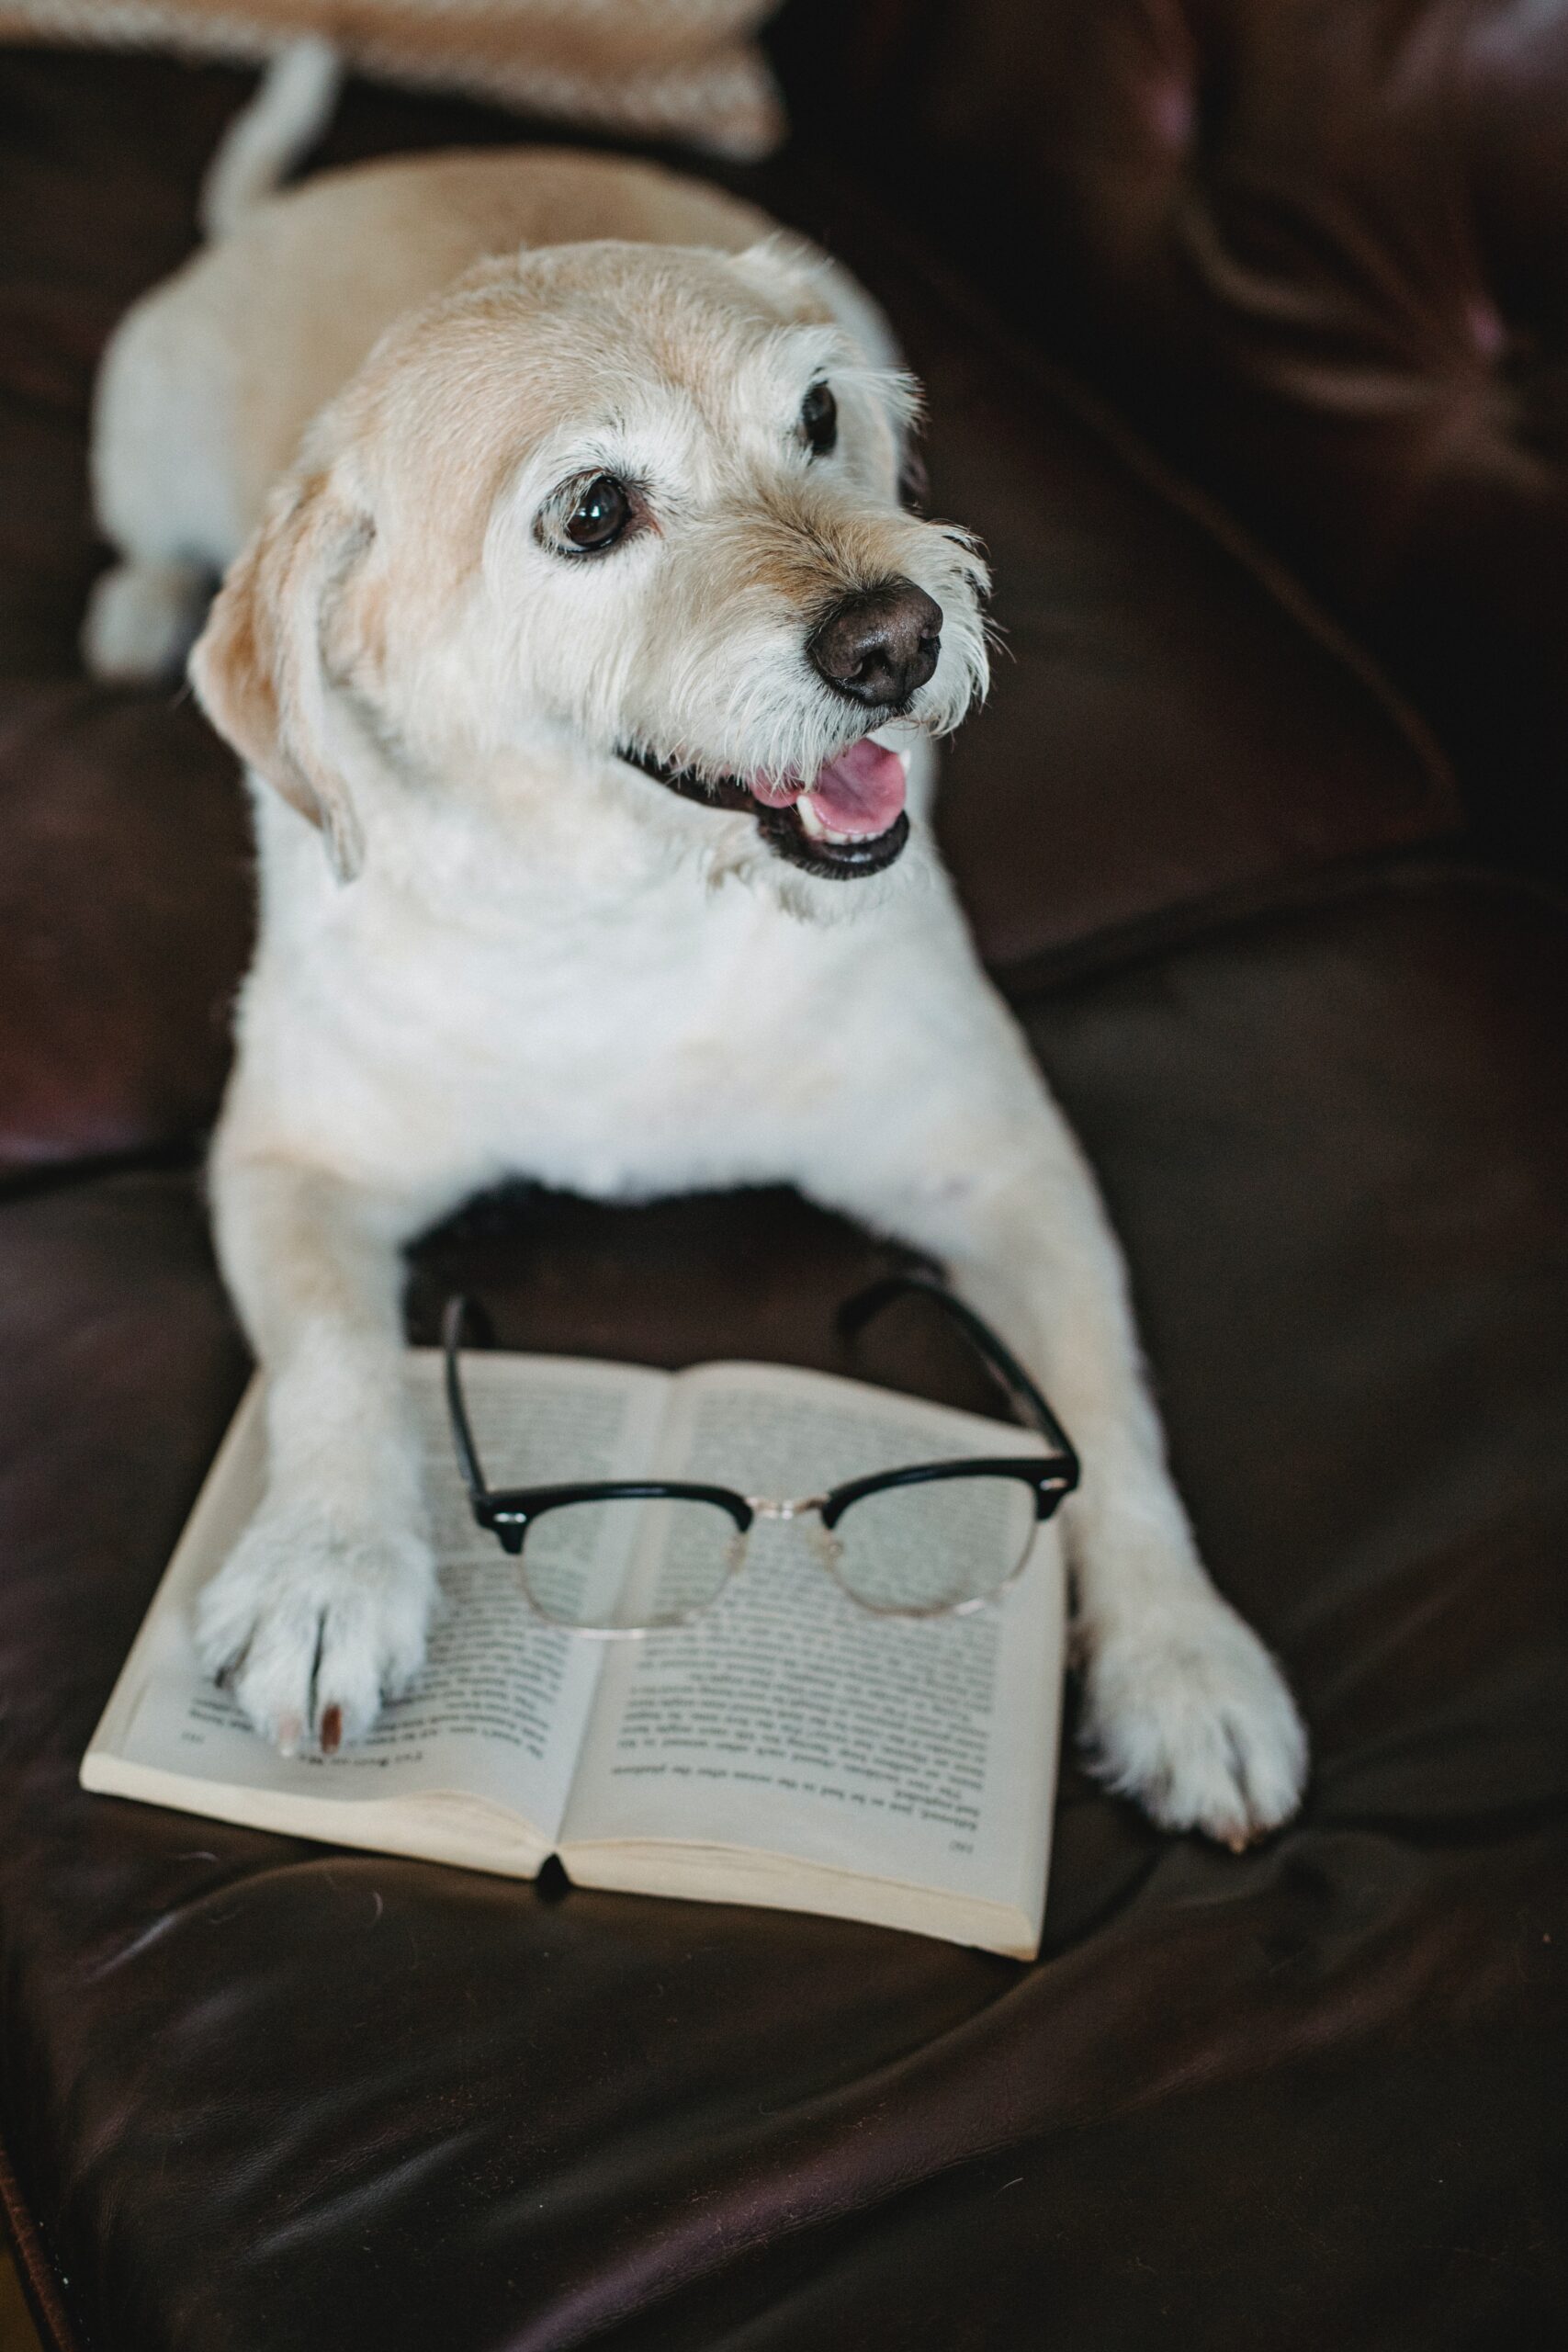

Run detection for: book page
[[84, 1351, 669, 1863], [560, 1364, 1064, 1930]]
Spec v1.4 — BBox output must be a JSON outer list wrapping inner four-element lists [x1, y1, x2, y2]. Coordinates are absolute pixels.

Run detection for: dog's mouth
[[617, 735, 910, 879]]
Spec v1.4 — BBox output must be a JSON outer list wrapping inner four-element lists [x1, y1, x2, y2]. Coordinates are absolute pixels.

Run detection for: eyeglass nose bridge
[[744, 1494, 829, 1522], [744, 1498, 844, 1589]]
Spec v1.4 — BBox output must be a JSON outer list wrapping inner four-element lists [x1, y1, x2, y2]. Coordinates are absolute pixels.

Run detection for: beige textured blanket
[[0, 0, 784, 156]]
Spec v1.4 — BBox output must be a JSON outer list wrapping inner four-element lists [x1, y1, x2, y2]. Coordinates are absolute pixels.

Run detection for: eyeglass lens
[[513, 1474, 1039, 1632], [521, 1496, 743, 1631], [825, 1475, 1038, 1614]]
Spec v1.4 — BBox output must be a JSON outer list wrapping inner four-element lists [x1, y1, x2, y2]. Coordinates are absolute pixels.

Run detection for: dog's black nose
[[808, 580, 942, 709]]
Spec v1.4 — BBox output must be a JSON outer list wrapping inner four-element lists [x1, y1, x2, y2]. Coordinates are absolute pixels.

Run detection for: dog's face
[[191, 239, 988, 896]]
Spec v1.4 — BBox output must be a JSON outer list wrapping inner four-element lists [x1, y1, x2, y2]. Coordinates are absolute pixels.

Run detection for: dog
[[85, 137, 1307, 1848]]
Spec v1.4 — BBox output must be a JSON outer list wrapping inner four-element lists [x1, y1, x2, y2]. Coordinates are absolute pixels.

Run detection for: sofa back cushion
[[773, 0, 1568, 870]]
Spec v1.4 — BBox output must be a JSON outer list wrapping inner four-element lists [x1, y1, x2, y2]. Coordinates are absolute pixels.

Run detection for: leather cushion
[[1, 866, 1562, 2348], [773, 0, 1568, 871]]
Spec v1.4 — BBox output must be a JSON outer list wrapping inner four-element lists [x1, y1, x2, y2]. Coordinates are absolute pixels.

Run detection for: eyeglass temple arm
[[446, 1278, 1077, 1500], [441, 1295, 493, 1510], [838, 1272, 1080, 1478]]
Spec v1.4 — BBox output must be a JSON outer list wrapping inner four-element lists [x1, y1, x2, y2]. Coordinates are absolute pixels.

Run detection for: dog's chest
[[267, 865, 855, 1195]]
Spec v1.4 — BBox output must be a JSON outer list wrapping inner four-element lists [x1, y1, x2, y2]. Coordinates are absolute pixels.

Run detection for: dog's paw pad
[[1081, 1601, 1308, 1848]]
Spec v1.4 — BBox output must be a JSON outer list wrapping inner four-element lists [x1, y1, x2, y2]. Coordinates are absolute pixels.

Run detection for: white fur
[[89, 150, 1307, 1841], [81, 554, 209, 682], [199, 37, 344, 241]]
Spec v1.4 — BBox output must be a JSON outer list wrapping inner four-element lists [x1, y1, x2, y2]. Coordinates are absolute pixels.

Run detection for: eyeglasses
[[441, 1272, 1079, 1635]]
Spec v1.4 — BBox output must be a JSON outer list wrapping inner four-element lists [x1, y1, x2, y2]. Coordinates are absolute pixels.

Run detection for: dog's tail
[[199, 37, 344, 240]]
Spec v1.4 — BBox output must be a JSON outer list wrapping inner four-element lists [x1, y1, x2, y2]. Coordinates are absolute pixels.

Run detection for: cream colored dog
[[85, 141, 1307, 1846]]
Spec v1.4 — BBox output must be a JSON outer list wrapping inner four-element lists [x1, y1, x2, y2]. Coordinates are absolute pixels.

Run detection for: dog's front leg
[[806, 1041, 1307, 1848], [197, 1147, 439, 1754]]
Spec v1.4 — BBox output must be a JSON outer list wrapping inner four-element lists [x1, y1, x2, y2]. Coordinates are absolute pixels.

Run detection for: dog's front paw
[[195, 1504, 435, 1756], [1081, 1599, 1307, 1849]]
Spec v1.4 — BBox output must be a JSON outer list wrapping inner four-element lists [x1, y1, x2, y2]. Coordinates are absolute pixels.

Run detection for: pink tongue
[[788, 739, 908, 837], [806, 738, 907, 835]]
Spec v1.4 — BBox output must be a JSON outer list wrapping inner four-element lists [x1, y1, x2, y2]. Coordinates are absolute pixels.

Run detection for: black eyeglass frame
[[441, 1272, 1080, 1627]]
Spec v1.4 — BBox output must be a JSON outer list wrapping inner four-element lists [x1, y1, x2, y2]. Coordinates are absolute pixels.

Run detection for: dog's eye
[[800, 382, 837, 458], [562, 474, 631, 552]]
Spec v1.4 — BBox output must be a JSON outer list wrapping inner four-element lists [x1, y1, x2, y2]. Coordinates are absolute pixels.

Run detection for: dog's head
[[190, 237, 988, 898]]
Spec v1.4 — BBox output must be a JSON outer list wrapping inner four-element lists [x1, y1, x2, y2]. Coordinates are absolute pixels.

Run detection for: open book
[[83, 1350, 1066, 1957]]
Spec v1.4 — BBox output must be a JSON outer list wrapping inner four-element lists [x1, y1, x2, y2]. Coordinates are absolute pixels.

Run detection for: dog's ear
[[189, 469, 372, 883], [731, 238, 920, 495], [729, 237, 900, 367]]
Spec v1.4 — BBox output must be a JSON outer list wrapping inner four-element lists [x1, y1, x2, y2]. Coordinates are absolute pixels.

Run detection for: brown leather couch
[[1, 8, 1563, 2346]]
